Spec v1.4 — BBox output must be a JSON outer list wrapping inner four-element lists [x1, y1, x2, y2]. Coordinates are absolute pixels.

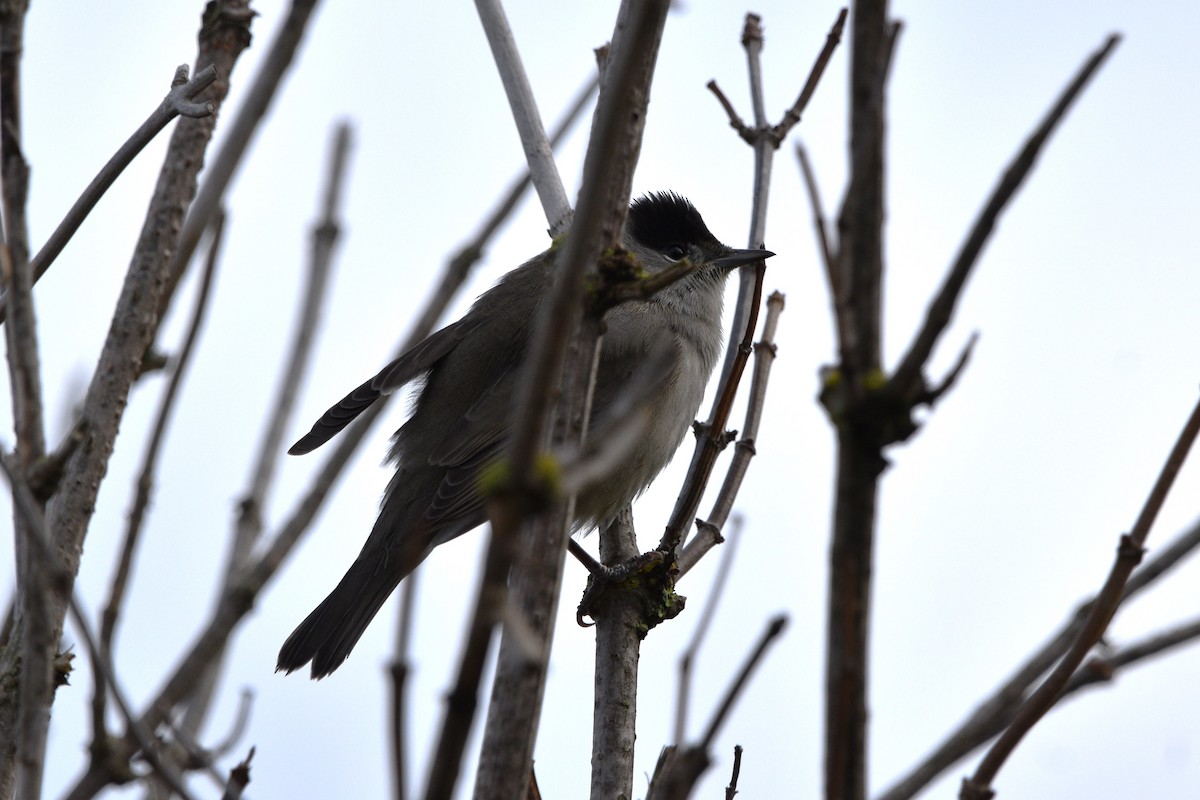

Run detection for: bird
[[277, 191, 772, 678]]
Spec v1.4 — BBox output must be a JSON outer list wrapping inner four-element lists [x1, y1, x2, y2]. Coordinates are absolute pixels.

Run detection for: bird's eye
[[662, 244, 686, 262]]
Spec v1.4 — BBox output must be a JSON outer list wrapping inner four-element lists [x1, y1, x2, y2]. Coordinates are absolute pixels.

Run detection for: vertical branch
[[6, 5, 254, 793], [154, 0, 324, 331], [824, 3, 893, 800], [588, 509, 641, 799], [467, 3, 671, 799], [94, 210, 226, 776], [0, 2, 49, 796]]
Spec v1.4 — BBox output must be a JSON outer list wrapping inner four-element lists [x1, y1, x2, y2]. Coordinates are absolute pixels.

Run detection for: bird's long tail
[[277, 548, 415, 679]]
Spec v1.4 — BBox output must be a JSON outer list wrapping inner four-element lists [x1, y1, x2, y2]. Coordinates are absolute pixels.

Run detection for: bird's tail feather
[[277, 553, 408, 679]]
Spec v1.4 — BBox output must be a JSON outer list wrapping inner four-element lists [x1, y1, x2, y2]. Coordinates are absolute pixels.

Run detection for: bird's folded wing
[[422, 365, 518, 529], [288, 318, 480, 455]]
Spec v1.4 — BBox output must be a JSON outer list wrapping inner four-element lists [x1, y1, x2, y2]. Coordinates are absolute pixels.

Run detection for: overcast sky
[[8, 1, 1200, 798]]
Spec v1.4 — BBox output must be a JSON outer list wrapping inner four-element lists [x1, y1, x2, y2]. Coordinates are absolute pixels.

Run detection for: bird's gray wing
[[288, 318, 481, 455], [420, 364, 519, 533]]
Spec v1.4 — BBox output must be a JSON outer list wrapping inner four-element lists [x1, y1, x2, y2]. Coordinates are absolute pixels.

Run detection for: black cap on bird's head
[[628, 192, 720, 251], [627, 191, 773, 271]]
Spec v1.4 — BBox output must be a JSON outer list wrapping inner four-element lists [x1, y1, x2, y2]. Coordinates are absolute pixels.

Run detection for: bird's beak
[[712, 247, 774, 270]]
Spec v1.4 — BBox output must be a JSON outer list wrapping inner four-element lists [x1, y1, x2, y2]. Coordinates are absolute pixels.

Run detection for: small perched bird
[[278, 192, 771, 678]]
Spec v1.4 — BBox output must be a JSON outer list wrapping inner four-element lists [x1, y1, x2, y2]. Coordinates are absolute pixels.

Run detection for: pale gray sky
[[10, 1, 1199, 798]]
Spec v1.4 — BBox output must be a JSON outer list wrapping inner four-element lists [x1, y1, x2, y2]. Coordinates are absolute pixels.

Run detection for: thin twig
[[0, 452, 204, 800], [705, 80, 751, 141], [674, 517, 744, 744], [795, 142, 844, 344], [771, 7, 848, 142], [677, 291, 785, 575], [696, 291, 785, 532], [889, 35, 1121, 401], [647, 616, 788, 800], [659, 260, 764, 555], [964, 391, 1200, 798], [156, 0, 323, 331], [473, 0, 571, 233], [669, 8, 839, 555], [6, 64, 217, 310], [878, 515, 1200, 800], [38, 8, 253, 792], [1, 2, 49, 792], [726, 744, 744, 800], [93, 209, 225, 758], [221, 747, 254, 800]]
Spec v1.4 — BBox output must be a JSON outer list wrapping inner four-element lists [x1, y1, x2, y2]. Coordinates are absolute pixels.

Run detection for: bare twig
[[822, 5, 896, 799], [473, 0, 571, 233], [0, 452, 203, 800], [0, 2, 51, 794], [648, 615, 788, 799], [771, 7, 848, 142], [221, 747, 254, 800], [878, 515, 1200, 800], [93, 209, 225, 768], [705, 80, 751, 140], [659, 260, 764, 556], [677, 292, 785, 576], [674, 517, 744, 744], [668, 9, 839, 554], [888, 35, 1121, 402], [963, 391, 1200, 798], [156, 0, 323, 331], [697, 292, 785, 532], [726, 745, 744, 800], [32, 10, 252, 791], [6, 64, 217, 308], [795, 142, 843, 344], [702, 615, 788, 748]]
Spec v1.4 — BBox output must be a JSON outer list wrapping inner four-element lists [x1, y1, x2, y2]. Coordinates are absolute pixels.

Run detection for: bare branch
[[771, 7, 848, 142], [0, 452, 203, 800], [668, 7, 830, 555], [918, 331, 979, 407], [796, 142, 846, 350], [677, 290, 785, 575], [698, 291, 785, 532], [468, 3, 673, 799], [93, 210, 225, 770], [7, 63, 217, 306], [964, 390, 1200, 797], [674, 517, 744, 744], [155, 0, 323, 332], [706, 80, 751, 141], [30, 13, 253, 789], [220, 747, 254, 800], [878, 515, 1200, 800], [726, 745, 744, 800], [648, 616, 788, 800], [1, 2, 49, 794], [822, 5, 898, 798], [473, 0, 571, 233], [889, 34, 1120, 402]]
